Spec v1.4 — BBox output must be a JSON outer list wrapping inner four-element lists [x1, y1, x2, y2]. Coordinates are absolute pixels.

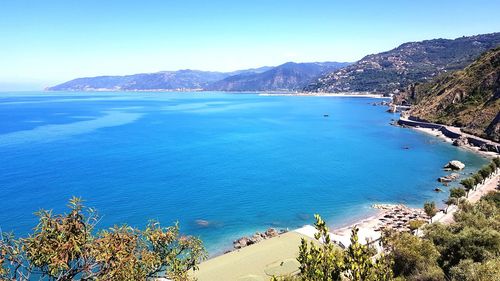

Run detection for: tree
[[0, 197, 207, 281], [471, 173, 483, 190], [425, 198, 500, 275], [382, 231, 444, 281], [493, 157, 500, 168], [460, 178, 475, 196], [444, 197, 457, 214], [481, 191, 500, 208], [449, 258, 500, 281], [488, 162, 497, 174], [408, 220, 426, 231], [479, 166, 492, 181], [450, 187, 466, 200], [445, 187, 467, 213], [424, 201, 438, 222], [293, 214, 393, 281], [296, 214, 344, 281], [379, 191, 500, 280]]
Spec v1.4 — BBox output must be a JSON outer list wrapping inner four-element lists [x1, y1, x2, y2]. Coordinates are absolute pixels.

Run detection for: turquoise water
[[0, 92, 488, 254]]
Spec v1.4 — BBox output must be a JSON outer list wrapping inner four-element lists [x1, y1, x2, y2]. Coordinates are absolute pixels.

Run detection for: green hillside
[[410, 47, 500, 141]]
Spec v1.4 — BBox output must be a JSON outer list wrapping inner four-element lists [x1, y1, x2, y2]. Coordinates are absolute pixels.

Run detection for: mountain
[[305, 32, 500, 94], [48, 63, 348, 92], [205, 62, 350, 91], [409, 47, 500, 141], [47, 67, 274, 91], [228, 66, 274, 76], [48, 70, 235, 91]]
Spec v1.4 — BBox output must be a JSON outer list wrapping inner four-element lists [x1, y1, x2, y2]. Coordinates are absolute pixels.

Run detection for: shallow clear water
[[0, 91, 488, 254]]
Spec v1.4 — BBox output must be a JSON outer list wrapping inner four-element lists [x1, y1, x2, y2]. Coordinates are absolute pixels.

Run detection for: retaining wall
[[398, 118, 500, 153]]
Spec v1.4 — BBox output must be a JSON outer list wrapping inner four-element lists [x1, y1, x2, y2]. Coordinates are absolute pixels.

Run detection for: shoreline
[[38, 89, 388, 98], [219, 119, 498, 255], [311, 124, 499, 247], [434, 170, 499, 224], [258, 92, 387, 98], [411, 126, 498, 158], [397, 116, 500, 157], [302, 123, 499, 248]]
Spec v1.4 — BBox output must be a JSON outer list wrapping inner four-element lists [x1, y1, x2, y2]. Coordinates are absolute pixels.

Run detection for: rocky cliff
[[410, 47, 500, 141]]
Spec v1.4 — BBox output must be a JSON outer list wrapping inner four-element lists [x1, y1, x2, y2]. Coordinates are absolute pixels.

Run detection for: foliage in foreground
[[276, 214, 392, 281], [385, 191, 500, 281], [281, 190, 500, 281], [0, 197, 206, 281]]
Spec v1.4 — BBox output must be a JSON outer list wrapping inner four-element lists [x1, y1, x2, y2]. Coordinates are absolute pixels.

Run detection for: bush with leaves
[[471, 173, 483, 188], [481, 191, 500, 208], [408, 220, 426, 231], [450, 187, 466, 199], [478, 165, 492, 181], [493, 157, 500, 167], [449, 258, 500, 281], [288, 214, 393, 281], [460, 178, 476, 196], [424, 201, 438, 222], [0, 197, 207, 281], [445, 187, 467, 213], [382, 230, 444, 281], [295, 215, 344, 281], [425, 195, 500, 275], [489, 161, 497, 172]]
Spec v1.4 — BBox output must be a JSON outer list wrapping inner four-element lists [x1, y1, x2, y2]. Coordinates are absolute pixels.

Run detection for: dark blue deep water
[[0, 92, 488, 253]]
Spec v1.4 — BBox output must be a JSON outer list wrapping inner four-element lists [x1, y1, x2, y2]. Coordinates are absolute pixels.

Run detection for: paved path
[[434, 171, 499, 224]]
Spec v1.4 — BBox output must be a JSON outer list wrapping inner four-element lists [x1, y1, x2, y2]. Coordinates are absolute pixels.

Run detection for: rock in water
[[233, 237, 251, 249], [195, 219, 210, 227], [444, 160, 465, 170], [453, 136, 469, 147], [265, 228, 279, 238], [438, 172, 461, 183]]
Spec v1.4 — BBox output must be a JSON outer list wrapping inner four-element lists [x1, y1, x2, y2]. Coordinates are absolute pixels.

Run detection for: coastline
[[411, 126, 498, 158], [39, 89, 388, 98], [315, 122, 499, 247], [217, 116, 498, 256], [258, 92, 387, 98], [431, 169, 499, 224], [307, 124, 499, 248]]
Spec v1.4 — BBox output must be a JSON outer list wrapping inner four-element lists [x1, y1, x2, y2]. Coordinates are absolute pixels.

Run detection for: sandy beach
[[294, 125, 499, 249], [295, 169, 498, 250], [297, 204, 430, 250], [192, 112, 499, 280]]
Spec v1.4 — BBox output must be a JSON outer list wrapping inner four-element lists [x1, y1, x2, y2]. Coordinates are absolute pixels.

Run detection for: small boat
[[323, 114, 329, 117]]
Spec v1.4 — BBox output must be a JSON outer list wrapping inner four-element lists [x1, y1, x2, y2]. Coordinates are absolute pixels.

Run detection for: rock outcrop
[[233, 228, 286, 250], [453, 136, 469, 147], [438, 172, 461, 183], [444, 161, 466, 171]]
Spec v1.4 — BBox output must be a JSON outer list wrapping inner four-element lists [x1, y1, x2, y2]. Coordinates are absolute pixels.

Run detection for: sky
[[1, 0, 499, 90]]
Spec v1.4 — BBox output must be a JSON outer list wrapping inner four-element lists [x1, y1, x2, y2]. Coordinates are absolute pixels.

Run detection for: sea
[[0, 91, 488, 254]]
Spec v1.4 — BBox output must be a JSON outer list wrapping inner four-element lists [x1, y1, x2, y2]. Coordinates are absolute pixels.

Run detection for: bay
[[0, 91, 488, 254]]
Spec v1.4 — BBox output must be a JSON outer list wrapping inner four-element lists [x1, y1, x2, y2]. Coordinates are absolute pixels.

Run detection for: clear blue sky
[[1, 0, 499, 90]]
